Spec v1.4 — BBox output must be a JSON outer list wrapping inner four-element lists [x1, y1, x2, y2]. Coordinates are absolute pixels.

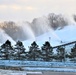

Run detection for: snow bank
[[24, 67, 76, 72], [0, 60, 76, 72], [0, 69, 42, 75], [0, 60, 76, 68]]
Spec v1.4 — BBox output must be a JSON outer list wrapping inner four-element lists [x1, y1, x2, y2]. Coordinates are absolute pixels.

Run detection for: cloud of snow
[[0, 29, 15, 44], [0, 13, 76, 43]]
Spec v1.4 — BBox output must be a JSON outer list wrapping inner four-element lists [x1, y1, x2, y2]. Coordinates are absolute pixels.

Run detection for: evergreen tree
[[56, 46, 65, 62], [41, 41, 53, 61], [0, 40, 13, 60], [28, 41, 41, 61], [70, 44, 76, 62], [14, 40, 26, 60]]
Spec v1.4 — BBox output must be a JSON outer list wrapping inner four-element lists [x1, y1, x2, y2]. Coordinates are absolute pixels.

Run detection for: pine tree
[[0, 40, 13, 60], [56, 46, 65, 62], [14, 40, 26, 60], [41, 41, 53, 61], [28, 41, 41, 61], [70, 44, 76, 62]]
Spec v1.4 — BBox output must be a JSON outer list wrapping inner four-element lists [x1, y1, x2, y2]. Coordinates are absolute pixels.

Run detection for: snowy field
[[0, 60, 76, 75], [0, 69, 76, 75], [0, 69, 27, 75], [0, 60, 76, 72], [0, 69, 42, 75], [0, 60, 76, 68]]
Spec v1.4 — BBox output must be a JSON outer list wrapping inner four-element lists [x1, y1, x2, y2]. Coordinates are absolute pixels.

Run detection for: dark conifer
[[41, 41, 53, 61], [28, 41, 41, 61]]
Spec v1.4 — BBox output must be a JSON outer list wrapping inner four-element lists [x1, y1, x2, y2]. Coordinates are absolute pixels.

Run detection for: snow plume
[[0, 13, 75, 42], [31, 16, 51, 36], [0, 29, 15, 44], [0, 21, 28, 41], [18, 22, 35, 40]]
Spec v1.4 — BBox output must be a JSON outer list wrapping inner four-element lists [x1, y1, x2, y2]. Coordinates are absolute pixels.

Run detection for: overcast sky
[[0, 0, 76, 22]]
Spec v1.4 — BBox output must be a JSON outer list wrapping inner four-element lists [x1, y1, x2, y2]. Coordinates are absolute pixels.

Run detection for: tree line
[[0, 40, 76, 62]]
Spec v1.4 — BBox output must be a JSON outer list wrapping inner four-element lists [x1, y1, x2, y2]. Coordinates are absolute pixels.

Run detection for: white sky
[[0, 0, 76, 22]]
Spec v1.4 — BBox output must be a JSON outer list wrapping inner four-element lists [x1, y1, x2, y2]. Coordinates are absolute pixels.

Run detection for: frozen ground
[[0, 69, 26, 75], [42, 72, 76, 75], [0, 69, 76, 75], [0, 60, 76, 75], [0, 69, 42, 75], [24, 67, 76, 72], [0, 60, 76, 68], [0, 60, 76, 72]]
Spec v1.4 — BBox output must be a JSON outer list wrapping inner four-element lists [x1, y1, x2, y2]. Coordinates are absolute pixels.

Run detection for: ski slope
[[23, 24, 76, 51]]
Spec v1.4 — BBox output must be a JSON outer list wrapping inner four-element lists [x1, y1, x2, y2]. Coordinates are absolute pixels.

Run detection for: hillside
[[23, 24, 76, 50]]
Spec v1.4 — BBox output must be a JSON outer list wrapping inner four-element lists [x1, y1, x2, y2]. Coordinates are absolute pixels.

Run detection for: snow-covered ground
[[0, 60, 76, 67], [23, 24, 76, 51], [0, 69, 26, 75], [0, 69, 42, 75], [0, 60, 76, 72], [24, 67, 76, 72]]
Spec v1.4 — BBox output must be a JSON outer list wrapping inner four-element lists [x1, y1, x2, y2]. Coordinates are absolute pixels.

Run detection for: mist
[[0, 13, 75, 44], [0, 29, 15, 44]]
